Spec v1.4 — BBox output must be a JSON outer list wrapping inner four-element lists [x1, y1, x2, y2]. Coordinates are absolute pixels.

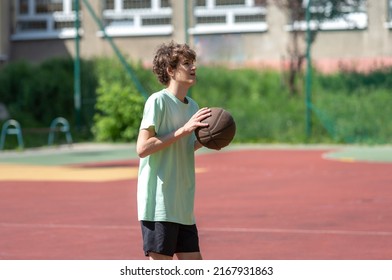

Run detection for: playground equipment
[[0, 119, 24, 150], [0, 117, 73, 150]]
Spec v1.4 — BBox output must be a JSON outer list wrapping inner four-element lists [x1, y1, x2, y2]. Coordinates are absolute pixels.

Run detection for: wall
[[4, 1, 392, 72]]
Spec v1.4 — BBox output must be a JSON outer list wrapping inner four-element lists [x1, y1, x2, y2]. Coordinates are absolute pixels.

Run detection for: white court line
[[0, 223, 133, 230], [202, 227, 392, 236], [1, 223, 392, 237]]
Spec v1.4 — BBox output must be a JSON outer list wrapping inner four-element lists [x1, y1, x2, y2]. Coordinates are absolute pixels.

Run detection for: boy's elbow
[[137, 127, 155, 158], [137, 142, 152, 158], [136, 146, 147, 158], [138, 152, 148, 158]]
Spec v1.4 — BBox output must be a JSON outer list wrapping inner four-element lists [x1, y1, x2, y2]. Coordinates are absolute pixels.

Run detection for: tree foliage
[[92, 58, 145, 142]]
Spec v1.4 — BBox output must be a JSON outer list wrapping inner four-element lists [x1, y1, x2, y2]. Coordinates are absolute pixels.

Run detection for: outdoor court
[[0, 144, 391, 260]]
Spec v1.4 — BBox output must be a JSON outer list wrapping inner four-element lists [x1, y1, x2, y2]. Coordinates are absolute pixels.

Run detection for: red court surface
[[0, 148, 391, 260]]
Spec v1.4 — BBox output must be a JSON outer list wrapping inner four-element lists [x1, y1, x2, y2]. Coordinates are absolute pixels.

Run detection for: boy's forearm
[[138, 126, 191, 158]]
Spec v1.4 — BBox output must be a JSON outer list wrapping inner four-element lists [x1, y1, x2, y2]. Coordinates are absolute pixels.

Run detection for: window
[[12, 0, 80, 40], [102, 0, 173, 37], [386, 0, 392, 28], [189, 0, 268, 35], [286, 0, 368, 32]]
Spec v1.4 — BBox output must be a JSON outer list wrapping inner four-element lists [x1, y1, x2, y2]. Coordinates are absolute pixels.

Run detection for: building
[[1, 0, 392, 72]]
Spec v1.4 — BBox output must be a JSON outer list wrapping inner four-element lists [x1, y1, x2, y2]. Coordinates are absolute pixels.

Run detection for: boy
[[136, 41, 211, 260]]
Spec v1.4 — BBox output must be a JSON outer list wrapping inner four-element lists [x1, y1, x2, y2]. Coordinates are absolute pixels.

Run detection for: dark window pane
[[142, 17, 171, 25], [196, 16, 226, 24]]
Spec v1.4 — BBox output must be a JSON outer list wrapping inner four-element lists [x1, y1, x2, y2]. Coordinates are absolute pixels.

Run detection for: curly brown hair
[[152, 41, 196, 86]]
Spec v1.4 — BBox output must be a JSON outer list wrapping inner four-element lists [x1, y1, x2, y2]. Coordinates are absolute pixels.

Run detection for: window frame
[[101, 0, 173, 37], [11, 0, 79, 41], [189, 0, 268, 35]]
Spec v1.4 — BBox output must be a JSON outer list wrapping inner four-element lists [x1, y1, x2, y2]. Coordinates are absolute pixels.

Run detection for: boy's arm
[[136, 107, 211, 158], [136, 125, 189, 158]]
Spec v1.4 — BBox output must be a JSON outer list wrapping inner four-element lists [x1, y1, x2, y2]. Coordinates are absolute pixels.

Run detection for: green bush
[[0, 58, 97, 128], [1, 57, 391, 148], [92, 58, 145, 142], [311, 68, 392, 144], [0, 58, 98, 148], [193, 67, 309, 143]]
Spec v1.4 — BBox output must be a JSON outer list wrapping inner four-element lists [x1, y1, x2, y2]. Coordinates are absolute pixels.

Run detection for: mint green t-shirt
[[137, 89, 199, 225]]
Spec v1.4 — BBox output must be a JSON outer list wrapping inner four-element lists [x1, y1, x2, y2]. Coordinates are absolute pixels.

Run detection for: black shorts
[[141, 221, 200, 257]]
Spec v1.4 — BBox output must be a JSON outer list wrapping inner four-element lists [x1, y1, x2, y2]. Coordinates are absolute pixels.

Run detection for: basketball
[[195, 107, 236, 150]]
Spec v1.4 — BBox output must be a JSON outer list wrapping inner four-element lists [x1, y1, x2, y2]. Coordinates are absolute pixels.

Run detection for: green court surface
[[0, 143, 391, 165], [0, 143, 138, 166], [323, 146, 392, 163]]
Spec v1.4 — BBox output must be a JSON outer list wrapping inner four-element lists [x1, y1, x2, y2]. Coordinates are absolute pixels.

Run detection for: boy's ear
[[167, 66, 175, 78]]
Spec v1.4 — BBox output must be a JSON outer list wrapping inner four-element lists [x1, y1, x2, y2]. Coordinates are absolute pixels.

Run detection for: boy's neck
[[166, 83, 190, 103]]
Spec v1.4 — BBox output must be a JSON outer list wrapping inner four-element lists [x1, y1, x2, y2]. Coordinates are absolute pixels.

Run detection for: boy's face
[[170, 57, 197, 86]]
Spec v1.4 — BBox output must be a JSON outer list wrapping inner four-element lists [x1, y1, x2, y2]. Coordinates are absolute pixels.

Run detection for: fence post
[[305, 0, 313, 139]]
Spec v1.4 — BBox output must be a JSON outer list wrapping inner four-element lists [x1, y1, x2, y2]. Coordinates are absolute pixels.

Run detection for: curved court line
[[1, 222, 391, 237], [0, 223, 133, 230], [202, 227, 392, 237]]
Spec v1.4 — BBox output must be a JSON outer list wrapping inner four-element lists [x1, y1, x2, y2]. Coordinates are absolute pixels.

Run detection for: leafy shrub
[[0, 58, 96, 128], [312, 68, 392, 143], [1, 57, 391, 148], [193, 67, 309, 143], [92, 58, 145, 142]]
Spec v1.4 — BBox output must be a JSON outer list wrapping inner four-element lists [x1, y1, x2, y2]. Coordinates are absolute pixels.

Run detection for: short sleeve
[[139, 93, 164, 133]]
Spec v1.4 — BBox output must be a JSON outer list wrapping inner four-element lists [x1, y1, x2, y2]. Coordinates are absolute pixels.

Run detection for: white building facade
[[0, 0, 391, 72]]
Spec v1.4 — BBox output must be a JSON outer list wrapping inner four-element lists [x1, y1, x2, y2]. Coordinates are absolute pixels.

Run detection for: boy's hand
[[182, 107, 211, 134]]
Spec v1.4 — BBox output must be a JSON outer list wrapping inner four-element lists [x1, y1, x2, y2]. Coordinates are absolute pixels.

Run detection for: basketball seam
[[209, 109, 224, 149], [209, 109, 224, 132]]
